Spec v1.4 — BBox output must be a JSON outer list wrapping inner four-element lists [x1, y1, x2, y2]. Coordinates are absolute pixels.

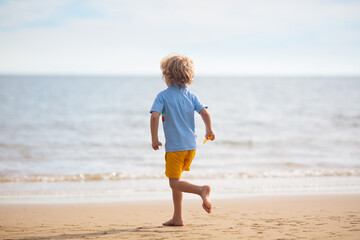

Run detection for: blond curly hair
[[160, 54, 194, 88]]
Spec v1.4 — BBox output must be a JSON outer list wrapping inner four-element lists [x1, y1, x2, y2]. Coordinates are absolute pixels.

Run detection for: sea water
[[0, 75, 359, 203]]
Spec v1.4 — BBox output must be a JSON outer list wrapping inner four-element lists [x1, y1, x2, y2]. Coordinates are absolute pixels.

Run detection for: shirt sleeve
[[193, 93, 208, 114], [150, 93, 164, 114]]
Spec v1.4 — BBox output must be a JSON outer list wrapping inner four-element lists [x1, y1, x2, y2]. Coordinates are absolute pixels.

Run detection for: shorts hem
[[165, 173, 182, 178]]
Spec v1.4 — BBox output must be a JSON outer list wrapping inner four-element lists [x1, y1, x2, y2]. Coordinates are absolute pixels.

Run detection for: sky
[[0, 0, 359, 76]]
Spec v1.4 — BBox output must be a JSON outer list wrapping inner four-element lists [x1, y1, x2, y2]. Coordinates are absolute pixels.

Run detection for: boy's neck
[[171, 83, 186, 89]]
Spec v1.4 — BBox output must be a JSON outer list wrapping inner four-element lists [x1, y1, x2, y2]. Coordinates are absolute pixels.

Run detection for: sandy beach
[[1, 194, 359, 240]]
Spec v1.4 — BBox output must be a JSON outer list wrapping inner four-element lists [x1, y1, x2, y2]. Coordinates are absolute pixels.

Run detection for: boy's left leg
[[163, 188, 184, 226]]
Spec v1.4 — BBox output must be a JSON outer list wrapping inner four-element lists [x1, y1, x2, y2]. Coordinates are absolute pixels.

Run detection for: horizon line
[[1, 73, 360, 78]]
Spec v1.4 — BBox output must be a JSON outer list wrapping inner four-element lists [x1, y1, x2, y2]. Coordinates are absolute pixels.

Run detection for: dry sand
[[1, 194, 360, 240]]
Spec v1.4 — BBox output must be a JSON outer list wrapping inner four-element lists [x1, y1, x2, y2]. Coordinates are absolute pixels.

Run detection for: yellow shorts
[[165, 150, 196, 178]]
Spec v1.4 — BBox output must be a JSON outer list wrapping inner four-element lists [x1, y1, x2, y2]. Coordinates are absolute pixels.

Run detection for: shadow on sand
[[9, 226, 183, 240]]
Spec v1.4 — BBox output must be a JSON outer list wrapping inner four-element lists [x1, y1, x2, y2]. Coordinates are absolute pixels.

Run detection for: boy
[[150, 54, 215, 226]]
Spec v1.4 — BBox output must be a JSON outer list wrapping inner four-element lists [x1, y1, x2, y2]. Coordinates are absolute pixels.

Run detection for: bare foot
[[201, 185, 212, 213], [162, 218, 184, 226]]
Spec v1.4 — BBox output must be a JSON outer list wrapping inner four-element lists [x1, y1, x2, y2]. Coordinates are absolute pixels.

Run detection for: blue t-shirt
[[150, 84, 207, 152]]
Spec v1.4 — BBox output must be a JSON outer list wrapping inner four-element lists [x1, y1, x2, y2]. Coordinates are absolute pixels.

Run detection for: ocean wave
[[218, 140, 254, 147], [0, 173, 164, 183], [333, 114, 360, 128], [1, 169, 360, 183]]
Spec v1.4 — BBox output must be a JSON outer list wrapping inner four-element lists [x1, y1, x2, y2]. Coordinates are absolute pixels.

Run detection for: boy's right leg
[[169, 178, 212, 213]]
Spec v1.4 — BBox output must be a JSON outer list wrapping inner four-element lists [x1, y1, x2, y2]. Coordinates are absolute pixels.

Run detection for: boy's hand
[[205, 132, 215, 141], [152, 140, 162, 150]]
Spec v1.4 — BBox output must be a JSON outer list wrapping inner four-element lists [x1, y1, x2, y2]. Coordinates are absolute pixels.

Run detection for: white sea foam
[[1, 169, 360, 183]]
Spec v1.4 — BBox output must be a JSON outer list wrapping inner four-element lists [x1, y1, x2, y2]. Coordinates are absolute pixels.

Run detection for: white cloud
[[0, 0, 68, 28], [0, 0, 359, 75], [91, 0, 360, 38]]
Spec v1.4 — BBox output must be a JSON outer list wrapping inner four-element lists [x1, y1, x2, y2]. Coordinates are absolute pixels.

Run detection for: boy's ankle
[[172, 215, 183, 221]]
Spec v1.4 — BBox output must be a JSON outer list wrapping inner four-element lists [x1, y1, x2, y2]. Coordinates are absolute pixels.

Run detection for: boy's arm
[[150, 111, 162, 150], [200, 108, 215, 141]]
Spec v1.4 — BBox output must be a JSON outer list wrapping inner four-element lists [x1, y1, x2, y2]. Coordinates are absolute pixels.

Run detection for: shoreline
[[1, 175, 359, 205], [1, 191, 360, 205], [1, 194, 360, 239]]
